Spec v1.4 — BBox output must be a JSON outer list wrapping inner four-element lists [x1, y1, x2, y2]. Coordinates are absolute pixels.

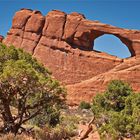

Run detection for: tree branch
[[21, 109, 42, 124]]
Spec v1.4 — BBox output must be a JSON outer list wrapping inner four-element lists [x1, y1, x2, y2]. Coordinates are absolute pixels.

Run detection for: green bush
[[0, 44, 66, 134], [30, 107, 60, 127], [92, 80, 140, 140], [79, 101, 91, 109]]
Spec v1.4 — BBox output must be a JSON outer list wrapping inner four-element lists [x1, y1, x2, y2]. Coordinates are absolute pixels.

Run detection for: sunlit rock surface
[[3, 9, 140, 105]]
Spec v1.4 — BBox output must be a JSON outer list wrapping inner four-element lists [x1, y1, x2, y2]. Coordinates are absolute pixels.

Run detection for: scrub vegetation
[[0, 43, 140, 140], [92, 80, 140, 140]]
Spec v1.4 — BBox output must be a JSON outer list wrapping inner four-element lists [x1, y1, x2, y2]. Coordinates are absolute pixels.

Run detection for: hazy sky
[[0, 0, 140, 58]]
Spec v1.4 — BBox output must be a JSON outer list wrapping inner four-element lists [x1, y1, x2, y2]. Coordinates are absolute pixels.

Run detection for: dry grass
[[0, 133, 34, 140], [0, 108, 95, 140]]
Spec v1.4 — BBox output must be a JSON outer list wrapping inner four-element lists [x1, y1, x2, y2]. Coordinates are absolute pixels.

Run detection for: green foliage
[[0, 44, 66, 134], [92, 80, 140, 140], [79, 101, 91, 109], [34, 113, 80, 140], [0, 43, 50, 75], [35, 112, 80, 140], [104, 80, 132, 111], [60, 114, 80, 134], [30, 107, 60, 127]]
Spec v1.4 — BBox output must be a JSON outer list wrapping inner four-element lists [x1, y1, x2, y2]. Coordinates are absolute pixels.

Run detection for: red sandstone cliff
[[3, 9, 140, 105]]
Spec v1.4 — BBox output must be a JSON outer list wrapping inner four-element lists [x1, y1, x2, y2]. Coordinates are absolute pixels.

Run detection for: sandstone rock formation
[[3, 9, 140, 105]]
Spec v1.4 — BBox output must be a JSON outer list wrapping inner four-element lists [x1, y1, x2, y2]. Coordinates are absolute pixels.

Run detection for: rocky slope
[[2, 9, 140, 105]]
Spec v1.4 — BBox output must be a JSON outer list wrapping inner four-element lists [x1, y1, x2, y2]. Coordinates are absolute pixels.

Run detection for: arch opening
[[93, 34, 131, 58]]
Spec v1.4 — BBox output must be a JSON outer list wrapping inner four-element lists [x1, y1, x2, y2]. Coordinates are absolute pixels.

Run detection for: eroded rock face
[[3, 9, 140, 105]]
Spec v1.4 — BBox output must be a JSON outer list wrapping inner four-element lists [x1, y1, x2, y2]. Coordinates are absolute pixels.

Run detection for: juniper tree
[[0, 44, 66, 134]]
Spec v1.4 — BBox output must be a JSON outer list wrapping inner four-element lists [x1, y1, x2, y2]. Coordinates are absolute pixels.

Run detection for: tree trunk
[[1, 99, 16, 133]]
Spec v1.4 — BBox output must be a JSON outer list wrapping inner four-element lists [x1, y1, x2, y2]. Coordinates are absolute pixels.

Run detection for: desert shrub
[[0, 44, 66, 134], [34, 114, 80, 140], [92, 80, 140, 140], [34, 124, 77, 140], [79, 101, 91, 109], [59, 114, 80, 137], [30, 107, 60, 127]]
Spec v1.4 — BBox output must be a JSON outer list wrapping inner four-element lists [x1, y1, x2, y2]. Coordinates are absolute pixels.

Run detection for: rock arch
[[93, 34, 132, 58], [73, 26, 139, 57], [3, 9, 140, 57], [3, 9, 140, 104]]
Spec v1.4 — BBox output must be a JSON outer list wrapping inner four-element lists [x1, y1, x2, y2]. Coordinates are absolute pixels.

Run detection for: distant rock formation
[[3, 9, 140, 105]]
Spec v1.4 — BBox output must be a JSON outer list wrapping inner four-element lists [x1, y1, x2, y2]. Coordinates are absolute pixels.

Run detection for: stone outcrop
[[3, 9, 140, 105]]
